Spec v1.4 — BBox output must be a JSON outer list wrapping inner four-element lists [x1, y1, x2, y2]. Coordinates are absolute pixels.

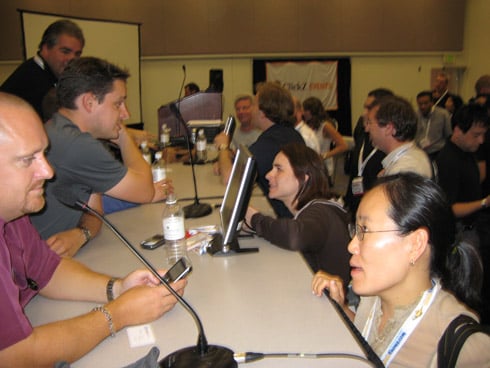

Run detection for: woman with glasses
[[312, 173, 489, 366], [245, 143, 351, 285]]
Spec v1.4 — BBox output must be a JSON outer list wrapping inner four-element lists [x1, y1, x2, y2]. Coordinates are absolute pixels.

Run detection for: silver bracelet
[[93, 306, 116, 337]]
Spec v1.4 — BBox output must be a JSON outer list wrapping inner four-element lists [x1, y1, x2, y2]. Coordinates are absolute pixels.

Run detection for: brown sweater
[[251, 199, 351, 284]]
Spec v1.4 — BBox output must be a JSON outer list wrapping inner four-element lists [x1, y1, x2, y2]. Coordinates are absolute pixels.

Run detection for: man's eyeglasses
[[348, 223, 400, 241]]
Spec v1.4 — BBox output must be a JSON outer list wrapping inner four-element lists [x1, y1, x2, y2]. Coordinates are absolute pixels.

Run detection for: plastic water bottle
[[196, 128, 207, 162], [151, 151, 166, 182], [162, 194, 188, 267], [140, 141, 151, 164], [190, 128, 197, 145], [160, 124, 170, 147]]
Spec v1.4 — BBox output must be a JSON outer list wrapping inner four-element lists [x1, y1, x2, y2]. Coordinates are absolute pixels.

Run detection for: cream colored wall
[[140, 54, 447, 135], [460, 0, 490, 99], [350, 54, 451, 122]]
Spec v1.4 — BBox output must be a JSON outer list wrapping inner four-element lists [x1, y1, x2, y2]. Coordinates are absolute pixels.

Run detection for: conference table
[[25, 160, 373, 367]]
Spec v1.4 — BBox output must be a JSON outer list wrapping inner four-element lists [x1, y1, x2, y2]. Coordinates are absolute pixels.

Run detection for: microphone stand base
[[159, 345, 237, 368], [183, 202, 212, 218]]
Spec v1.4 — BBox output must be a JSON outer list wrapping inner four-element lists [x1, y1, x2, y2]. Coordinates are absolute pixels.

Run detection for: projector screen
[[21, 11, 142, 124]]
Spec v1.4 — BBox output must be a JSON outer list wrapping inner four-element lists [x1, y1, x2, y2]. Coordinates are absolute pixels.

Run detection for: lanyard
[[433, 90, 448, 108], [361, 279, 441, 367], [357, 141, 378, 176], [383, 143, 412, 173]]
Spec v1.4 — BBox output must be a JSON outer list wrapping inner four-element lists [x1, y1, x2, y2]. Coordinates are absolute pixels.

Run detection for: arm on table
[[106, 126, 159, 203], [311, 270, 354, 321], [45, 193, 103, 257], [0, 258, 187, 367]]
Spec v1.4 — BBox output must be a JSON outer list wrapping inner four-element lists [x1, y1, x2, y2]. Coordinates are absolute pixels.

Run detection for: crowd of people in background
[[1, 17, 490, 367]]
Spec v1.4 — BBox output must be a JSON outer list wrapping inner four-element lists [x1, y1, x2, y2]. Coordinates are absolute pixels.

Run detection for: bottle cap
[[166, 193, 177, 204]]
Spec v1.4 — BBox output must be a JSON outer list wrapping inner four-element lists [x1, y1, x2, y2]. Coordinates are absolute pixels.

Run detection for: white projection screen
[[21, 11, 142, 124]]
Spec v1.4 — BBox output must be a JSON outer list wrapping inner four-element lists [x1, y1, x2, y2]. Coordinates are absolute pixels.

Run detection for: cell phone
[[140, 234, 165, 250], [163, 258, 192, 283]]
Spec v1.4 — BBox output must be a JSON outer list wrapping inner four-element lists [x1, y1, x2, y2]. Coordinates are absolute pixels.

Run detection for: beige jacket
[[355, 289, 490, 367]]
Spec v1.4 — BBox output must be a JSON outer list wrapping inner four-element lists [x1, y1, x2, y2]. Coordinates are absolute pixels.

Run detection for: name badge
[[352, 176, 364, 196]]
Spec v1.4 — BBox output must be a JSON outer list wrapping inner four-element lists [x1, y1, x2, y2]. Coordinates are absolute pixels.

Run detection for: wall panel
[[0, 0, 465, 60]]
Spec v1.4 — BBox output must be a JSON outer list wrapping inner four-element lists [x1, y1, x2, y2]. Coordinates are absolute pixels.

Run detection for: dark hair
[[280, 143, 332, 210], [372, 95, 417, 141], [375, 173, 483, 311], [416, 90, 433, 100], [185, 82, 200, 94], [451, 103, 490, 132], [475, 75, 490, 95], [446, 94, 464, 113], [367, 88, 394, 104], [256, 82, 294, 127], [302, 96, 330, 131], [57, 57, 130, 109], [38, 19, 85, 51]]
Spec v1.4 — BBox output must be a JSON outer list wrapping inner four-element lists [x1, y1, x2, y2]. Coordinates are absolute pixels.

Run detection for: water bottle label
[[152, 167, 166, 181], [163, 217, 185, 240], [196, 140, 206, 151], [161, 133, 170, 144]]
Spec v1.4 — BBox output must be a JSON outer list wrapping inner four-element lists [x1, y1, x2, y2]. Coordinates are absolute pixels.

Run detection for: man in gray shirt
[[415, 90, 452, 160], [366, 95, 432, 178]]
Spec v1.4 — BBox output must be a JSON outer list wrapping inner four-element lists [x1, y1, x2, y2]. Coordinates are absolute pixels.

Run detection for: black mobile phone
[[140, 234, 165, 250], [163, 258, 192, 283]]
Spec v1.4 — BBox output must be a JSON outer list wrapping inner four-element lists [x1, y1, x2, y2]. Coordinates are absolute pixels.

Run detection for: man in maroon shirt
[[0, 92, 187, 366]]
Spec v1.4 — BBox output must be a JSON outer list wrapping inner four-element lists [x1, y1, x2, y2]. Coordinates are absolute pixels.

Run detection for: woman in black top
[[245, 143, 351, 284]]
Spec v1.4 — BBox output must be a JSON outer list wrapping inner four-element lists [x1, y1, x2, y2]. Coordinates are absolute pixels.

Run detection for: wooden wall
[[0, 0, 465, 60]]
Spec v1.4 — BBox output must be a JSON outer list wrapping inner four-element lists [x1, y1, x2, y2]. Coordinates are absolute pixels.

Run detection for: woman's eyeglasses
[[348, 223, 399, 241]]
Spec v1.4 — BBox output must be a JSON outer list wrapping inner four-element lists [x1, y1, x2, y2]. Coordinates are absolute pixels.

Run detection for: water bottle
[[196, 128, 207, 162], [162, 194, 189, 267], [189, 128, 197, 148], [140, 141, 152, 164], [151, 151, 166, 182], [160, 124, 171, 147]]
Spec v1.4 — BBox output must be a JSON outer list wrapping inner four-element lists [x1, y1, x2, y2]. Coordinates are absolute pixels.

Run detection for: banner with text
[[266, 61, 338, 110]]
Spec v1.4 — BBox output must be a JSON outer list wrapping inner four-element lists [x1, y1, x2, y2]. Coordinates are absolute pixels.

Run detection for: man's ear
[[80, 93, 97, 113], [387, 122, 397, 137]]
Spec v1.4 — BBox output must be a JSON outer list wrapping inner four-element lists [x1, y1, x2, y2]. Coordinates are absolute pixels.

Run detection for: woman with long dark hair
[[245, 143, 351, 285]]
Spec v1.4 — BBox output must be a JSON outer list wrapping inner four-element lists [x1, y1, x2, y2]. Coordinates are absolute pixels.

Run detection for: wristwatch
[[79, 226, 92, 246]]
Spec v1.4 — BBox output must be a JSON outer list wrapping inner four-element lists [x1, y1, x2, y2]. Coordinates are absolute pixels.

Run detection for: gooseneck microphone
[[54, 190, 236, 368], [177, 64, 186, 105], [169, 102, 212, 219]]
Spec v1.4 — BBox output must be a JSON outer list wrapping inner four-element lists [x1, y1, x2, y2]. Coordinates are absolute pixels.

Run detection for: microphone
[[169, 102, 212, 219], [54, 189, 236, 368], [178, 64, 186, 104]]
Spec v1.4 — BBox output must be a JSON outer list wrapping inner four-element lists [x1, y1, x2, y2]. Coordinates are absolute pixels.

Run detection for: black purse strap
[[437, 314, 490, 368]]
